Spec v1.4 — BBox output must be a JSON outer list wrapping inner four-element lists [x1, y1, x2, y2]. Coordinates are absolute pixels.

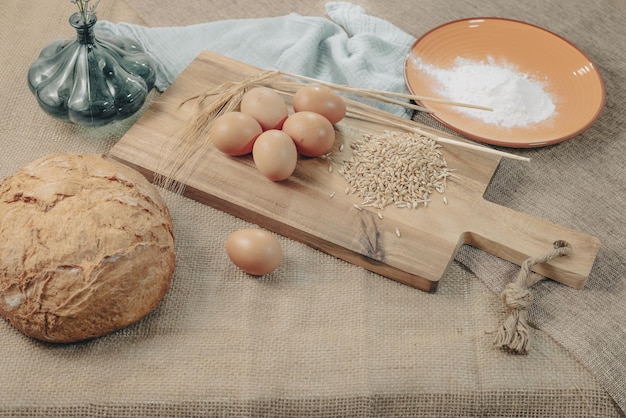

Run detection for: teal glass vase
[[28, 12, 156, 126]]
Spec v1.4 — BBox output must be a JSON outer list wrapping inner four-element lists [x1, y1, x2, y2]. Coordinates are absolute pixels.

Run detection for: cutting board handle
[[462, 200, 600, 289]]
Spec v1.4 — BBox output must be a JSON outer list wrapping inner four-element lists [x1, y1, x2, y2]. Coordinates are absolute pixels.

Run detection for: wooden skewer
[[270, 80, 434, 114], [418, 133, 530, 163], [277, 70, 493, 112], [357, 87, 493, 111], [272, 71, 527, 163], [346, 107, 530, 163]]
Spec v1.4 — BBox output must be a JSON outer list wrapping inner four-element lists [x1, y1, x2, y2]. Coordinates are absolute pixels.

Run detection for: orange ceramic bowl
[[404, 18, 605, 147]]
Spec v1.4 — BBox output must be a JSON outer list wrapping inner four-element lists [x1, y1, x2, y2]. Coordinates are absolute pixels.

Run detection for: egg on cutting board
[[240, 86, 289, 131], [282, 111, 335, 157], [292, 84, 346, 124], [209, 111, 263, 156], [252, 129, 298, 181]]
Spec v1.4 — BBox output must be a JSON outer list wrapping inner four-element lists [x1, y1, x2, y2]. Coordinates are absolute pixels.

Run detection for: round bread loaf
[[0, 154, 176, 343]]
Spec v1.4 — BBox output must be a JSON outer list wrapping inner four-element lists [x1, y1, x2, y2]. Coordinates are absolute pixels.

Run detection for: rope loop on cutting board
[[494, 240, 572, 354]]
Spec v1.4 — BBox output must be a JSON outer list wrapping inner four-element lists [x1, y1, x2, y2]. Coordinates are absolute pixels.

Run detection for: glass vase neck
[[69, 12, 97, 45]]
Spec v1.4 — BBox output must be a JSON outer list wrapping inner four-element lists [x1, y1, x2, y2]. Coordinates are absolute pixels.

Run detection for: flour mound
[[412, 56, 556, 128]]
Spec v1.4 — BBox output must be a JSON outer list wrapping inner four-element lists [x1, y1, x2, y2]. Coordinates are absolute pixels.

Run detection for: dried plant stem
[[72, 0, 100, 23], [153, 71, 279, 192]]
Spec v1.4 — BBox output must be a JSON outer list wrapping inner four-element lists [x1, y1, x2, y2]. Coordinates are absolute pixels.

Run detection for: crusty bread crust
[[0, 154, 176, 343]]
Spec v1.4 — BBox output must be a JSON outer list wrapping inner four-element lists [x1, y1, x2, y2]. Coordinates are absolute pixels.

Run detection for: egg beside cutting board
[[226, 229, 283, 276]]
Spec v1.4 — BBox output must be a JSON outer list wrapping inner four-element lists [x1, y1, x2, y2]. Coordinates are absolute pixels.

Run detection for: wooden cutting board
[[110, 51, 600, 292]]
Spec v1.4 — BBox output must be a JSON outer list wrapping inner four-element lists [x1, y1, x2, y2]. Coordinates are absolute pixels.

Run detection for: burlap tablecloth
[[1, 0, 625, 416]]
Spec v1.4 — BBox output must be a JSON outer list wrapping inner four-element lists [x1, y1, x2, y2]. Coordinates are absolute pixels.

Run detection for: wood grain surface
[[110, 51, 600, 292]]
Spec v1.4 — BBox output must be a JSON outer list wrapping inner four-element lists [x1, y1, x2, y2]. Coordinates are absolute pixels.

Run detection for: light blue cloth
[[96, 2, 416, 117]]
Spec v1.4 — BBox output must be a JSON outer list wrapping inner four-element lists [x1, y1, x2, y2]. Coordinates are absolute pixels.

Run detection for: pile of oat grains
[[337, 131, 451, 211]]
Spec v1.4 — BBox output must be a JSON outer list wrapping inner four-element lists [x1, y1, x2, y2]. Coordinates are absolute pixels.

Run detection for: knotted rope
[[494, 240, 572, 354]]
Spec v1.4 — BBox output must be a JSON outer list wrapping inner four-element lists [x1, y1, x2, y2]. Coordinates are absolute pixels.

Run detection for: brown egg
[[226, 229, 282, 276], [282, 111, 336, 157], [252, 130, 298, 181], [209, 111, 263, 156], [240, 86, 289, 131], [292, 84, 347, 124]]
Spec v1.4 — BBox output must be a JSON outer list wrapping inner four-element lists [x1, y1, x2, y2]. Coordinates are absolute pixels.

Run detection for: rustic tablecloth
[[1, 0, 625, 416]]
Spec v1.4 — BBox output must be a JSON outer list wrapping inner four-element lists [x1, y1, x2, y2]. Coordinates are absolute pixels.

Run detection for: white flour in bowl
[[410, 56, 556, 128]]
